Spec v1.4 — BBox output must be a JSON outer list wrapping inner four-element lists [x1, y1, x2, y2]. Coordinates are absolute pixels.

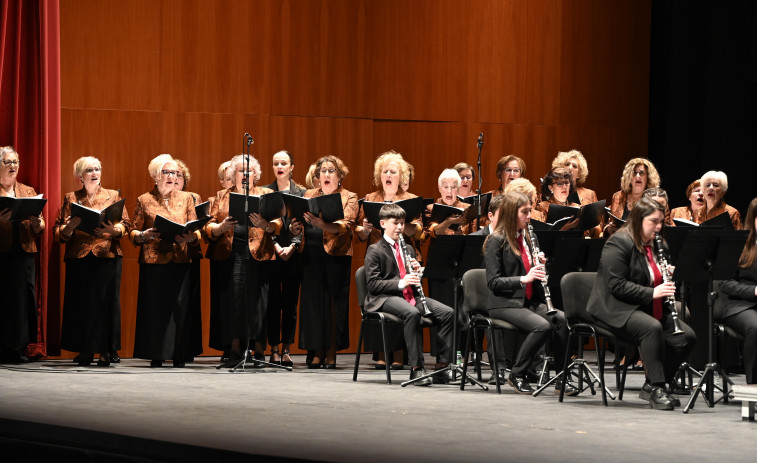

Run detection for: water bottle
[[455, 350, 463, 366]]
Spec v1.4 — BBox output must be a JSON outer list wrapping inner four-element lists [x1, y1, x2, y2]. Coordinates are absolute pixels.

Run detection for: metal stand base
[[401, 364, 489, 390], [683, 362, 733, 413], [532, 358, 616, 403]]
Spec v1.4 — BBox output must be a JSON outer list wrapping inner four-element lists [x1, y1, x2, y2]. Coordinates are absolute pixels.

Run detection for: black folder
[[0, 195, 47, 221], [154, 214, 211, 242], [361, 197, 425, 229], [528, 217, 574, 231], [672, 211, 733, 229], [229, 191, 285, 226], [282, 192, 344, 223], [195, 200, 211, 219], [457, 192, 492, 212], [70, 198, 126, 235], [546, 200, 605, 232]]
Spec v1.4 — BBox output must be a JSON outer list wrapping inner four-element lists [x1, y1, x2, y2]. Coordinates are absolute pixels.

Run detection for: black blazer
[[484, 232, 544, 309], [364, 238, 418, 313], [718, 260, 757, 319], [586, 231, 656, 328], [264, 180, 306, 248]]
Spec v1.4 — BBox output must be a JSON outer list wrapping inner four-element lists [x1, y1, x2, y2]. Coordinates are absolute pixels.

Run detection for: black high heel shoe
[[269, 347, 281, 365], [77, 353, 93, 366], [280, 349, 294, 367], [97, 353, 111, 367]]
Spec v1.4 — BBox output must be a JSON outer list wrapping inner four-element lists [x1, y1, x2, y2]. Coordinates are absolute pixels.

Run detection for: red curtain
[[0, 0, 61, 357]]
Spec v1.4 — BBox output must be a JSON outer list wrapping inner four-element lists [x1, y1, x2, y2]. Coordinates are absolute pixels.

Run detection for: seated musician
[[483, 191, 576, 395], [587, 197, 696, 410], [364, 204, 454, 386], [719, 197, 757, 384]]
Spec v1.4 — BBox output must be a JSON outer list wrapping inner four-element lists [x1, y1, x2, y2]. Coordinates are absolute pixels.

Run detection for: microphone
[[244, 133, 255, 145], [477, 133, 484, 149]]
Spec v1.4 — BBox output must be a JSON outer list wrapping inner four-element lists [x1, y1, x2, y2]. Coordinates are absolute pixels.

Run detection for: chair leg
[[597, 336, 608, 406], [460, 322, 473, 391], [353, 322, 365, 382], [488, 324, 501, 394], [558, 333, 573, 402], [380, 320, 391, 384]]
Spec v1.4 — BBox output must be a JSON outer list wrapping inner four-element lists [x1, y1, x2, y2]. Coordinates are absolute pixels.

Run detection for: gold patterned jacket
[[54, 187, 129, 259], [694, 200, 742, 230], [300, 186, 359, 256], [0, 182, 45, 253], [203, 187, 282, 261], [129, 187, 200, 264]]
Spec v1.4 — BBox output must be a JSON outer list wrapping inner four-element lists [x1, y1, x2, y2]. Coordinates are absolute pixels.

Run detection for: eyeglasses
[[320, 168, 337, 175], [504, 168, 521, 174], [554, 180, 571, 187], [83, 167, 101, 174], [161, 170, 180, 177], [633, 170, 647, 177], [460, 175, 473, 181], [2, 160, 19, 167]]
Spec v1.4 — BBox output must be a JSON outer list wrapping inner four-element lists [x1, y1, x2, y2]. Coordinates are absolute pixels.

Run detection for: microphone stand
[[475, 133, 484, 230], [218, 134, 291, 372]]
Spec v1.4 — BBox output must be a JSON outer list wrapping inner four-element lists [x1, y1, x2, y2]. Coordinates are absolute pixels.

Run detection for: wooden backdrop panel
[[59, 0, 652, 358], [60, 0, 161, 111]]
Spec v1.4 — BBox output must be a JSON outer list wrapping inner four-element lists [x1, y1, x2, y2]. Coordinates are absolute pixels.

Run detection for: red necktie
[[394, 241, 416, 306], [517, 234, 533, 300], [644, 245, 664, 320]]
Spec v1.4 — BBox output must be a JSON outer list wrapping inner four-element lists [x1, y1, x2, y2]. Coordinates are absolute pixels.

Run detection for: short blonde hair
[[0, 146, 18, 163], [217, 161, 232, 180], [174, 159, 191, 188], [701, 170, 728, 193], [438, 168, 461, 189], [305, 163, 317, 189], [372, 150, 409, 191], [230, 154, 262, 185], [620, 157, 660, 193], [504, 177, 538, 205], [552, 149, 589, 186], [73, 156, 101, 179], [148, 154, 175, 181]]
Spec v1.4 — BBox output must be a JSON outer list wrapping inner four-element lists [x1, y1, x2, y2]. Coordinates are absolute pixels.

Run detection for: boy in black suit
[[364, 203, 454, 386]]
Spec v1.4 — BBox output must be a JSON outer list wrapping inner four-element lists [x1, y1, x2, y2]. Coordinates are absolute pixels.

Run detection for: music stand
[[676, 229, 748, 412], [401, 234, 488, 389]]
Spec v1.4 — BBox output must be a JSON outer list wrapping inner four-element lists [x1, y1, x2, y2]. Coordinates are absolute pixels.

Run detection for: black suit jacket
[[264, 180, 306, 248], [586, 231, 656, 328], [364, 238, 418, 313], [719, 260, 757, 319], [484, 232, 544, 309]]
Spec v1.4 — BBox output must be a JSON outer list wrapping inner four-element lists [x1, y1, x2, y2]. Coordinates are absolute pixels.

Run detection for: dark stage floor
[[0, 354, 755, 462]]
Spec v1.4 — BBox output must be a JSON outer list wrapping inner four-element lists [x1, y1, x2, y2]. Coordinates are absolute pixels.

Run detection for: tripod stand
[[401, 234, 488, 389], [676, 228, 747, 412]]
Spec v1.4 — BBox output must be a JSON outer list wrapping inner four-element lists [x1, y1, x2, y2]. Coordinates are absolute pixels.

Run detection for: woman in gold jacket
[[0, 146, 44, 363], [55, 157, 129, 366], [130, 154, 200, 367], [204, 154, 282, 362]]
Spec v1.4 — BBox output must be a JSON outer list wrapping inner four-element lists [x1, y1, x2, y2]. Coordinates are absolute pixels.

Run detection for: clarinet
[[526, 224, 557, 315], [397, 234, 432, 316], [654, 233, 685, 335]]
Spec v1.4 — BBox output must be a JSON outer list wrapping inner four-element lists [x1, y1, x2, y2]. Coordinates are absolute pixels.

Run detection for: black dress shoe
[[409, 368, 432, 386], [669, 379, 691, 396], [375, 363, 387, 370], [96, 354, 111, 367], [390, 363, 404, 370], [324, 363, 337, 370], [639, 381, 654, 401], [507, 373, 534, 394], [649, 386, 675, 410], [110, 352, 121, 363], [665, 388, 681, 407], [488, 369, 506, 386], [77, 353, 93, 367], [280, 350, 294, 367], [150, 360, 163, 368], [173, 360, 186, 368], [432, 368, 454, 385], [524, 369, 541, 383], [554, 380, 580, 397]]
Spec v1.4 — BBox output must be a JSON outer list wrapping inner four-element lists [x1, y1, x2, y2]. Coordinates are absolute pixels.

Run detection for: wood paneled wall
[[58, 0, 651, 358]]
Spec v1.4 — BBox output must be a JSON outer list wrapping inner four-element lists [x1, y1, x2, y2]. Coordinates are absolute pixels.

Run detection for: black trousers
[[379, 296, 453, 368], [724, 308, 757, 384], [603, 310, 696, 385], [488, 304, 568, 377], [266, 255, 302, 347]]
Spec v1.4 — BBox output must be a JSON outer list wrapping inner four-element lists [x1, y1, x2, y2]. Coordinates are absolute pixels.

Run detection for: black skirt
[[0, 249, 36, 351], [60, 254, 122, 354], [208, 258, 233, 351], [133, 262, 192, 361], [298, 244, 351, 352]]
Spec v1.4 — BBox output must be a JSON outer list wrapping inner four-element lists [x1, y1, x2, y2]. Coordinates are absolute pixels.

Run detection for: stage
[[0, 354, 754, 462]]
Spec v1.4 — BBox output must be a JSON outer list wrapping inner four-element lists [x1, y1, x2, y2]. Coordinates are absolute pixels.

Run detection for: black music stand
[[677, 229, 748, 412], [401, 234, 488, 389]]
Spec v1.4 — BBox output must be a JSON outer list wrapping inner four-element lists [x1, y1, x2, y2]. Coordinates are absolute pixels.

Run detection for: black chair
[[544, 272, 630, 405], [459, 268, 527, 394], [352, 266, 433, 384]]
